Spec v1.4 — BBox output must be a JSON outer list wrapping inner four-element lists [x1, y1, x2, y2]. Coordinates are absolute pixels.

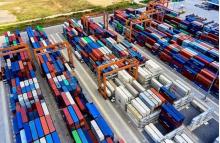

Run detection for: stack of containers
[[110, 9, 219, 96], [82, 19, 117, 41], [159, 103, 185, 131], [86, 103, 114, 142], [26, 26, 51, 48], [199, 32, 219, 47], [105, 38, 147, 63], [64, 19, 147, 74], [26, 26, 116, 142], [1, 31, 61, 143], [63, 19, 86, 42], [1, 30, 23, 47]]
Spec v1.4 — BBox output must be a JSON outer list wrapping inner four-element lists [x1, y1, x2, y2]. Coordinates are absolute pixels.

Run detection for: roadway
[[47, 31, 147, 143], [0, 81, 13, 143]]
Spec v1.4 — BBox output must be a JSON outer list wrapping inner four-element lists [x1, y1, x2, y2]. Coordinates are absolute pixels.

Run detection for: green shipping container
[[72, 130, 82, 143]]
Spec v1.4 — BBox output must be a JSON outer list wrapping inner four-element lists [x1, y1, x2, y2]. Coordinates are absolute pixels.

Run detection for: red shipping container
[[106, 137, 114, 143], [11, 79, 16, 87], [16, 103, 21, 112], [88, 129, 98, 143], [40, 116, 50, 135], [181, 69, 196, 81], [89, 53, 98, 62], [27, 62, 33, 71], [45, 115, 56, 133], [118, 139, 125, 143], [62, 107, 74, 128], [74, 85, 81, 97], [92, 49, 103, 60], [27, 91, 33, 101], [20, 107, 28, 123], [18, 61, 24, 71], [24, 51, 29, 60], [195, 73, 212, 89], [35, 101, 44, 117], [199, 69, 215, 81], [72, 104, 84, 126], [80, 50, 89, 58], [159, 52, 172, 63], [74, 97, 86, 112], [172, 60, 184, 70], [16, 86, 22, 95], [150, 88, 166, 103], [61, 92, 71, 107]]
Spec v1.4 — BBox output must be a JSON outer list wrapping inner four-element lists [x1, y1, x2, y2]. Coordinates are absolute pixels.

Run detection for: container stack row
[[26, 26, 117, 143], [105, 67, 186, 137], [63, 19, 146, 74], [109, 8, 219, 96], [1, 31, 61, 143]]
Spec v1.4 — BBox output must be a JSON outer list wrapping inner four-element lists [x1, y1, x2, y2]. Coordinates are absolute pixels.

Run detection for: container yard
[[0, 0, 219, 143]]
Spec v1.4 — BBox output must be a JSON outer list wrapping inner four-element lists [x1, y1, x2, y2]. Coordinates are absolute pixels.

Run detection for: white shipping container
[[35, 82, 40, 89], [139, 93, 155, 110], [90, 120, 104, 141], [57, 76, 62, 82], [40, 137, 47, 143], [147, 90, 162, 106], [46, 73, 52, 79], [66, 92, 75, 105], [106, 87, 112, 97], [75, 51, 82, 61], [146, 92, 159, 108], [115, 86, 129, 110], [106, 81, 115, 94], [61, 75, 66, 80], [163, 139, 175, 143], [20, 81, 25, 88], [64, 63, 72, 72], [109, 80, 117, 89], [20, 129, 27, 143], [34, 140, 40, 143], [114, 78, 124, 86], [136, 97, 150, 115], [170, 80, 191, 97], [125, 83, 139, 97], [22, 93, 28, 102], [41, 101, 49, 115], [151, 78, 163, 91], [149, 123, 164, 140], [131, 80, 145, 93], [145, 60, 162, 74], [127, 104, 143, 121], [158, 74, 172, 86], [180, 133, 194, 143], [131, 99, 147, 117], [33, 77, 38, 83], [120, 86, 133, 101], [118, 70, 133, 84], [144, 125, 161, 143], [174, 135, 187, 143]]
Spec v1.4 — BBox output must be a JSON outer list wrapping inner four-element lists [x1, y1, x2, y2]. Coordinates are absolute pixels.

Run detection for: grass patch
[[0, 0, 93, 21], [140, 0, 150, 4], [0, 1, 143, 34]]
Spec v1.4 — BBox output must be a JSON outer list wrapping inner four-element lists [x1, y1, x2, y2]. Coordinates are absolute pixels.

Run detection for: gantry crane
[[0, 43, 33, 80], [81, 12, 109, 35], [125, 0, 169, 42], [97, 58, 139, 99], [33, 41, 74, 75]]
